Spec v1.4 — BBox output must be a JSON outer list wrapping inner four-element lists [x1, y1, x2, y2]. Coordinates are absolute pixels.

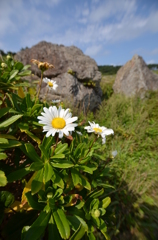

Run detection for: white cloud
[[146, 59, 155, 64], [85, 45, 102, 56], [151, 48, 158, 55]]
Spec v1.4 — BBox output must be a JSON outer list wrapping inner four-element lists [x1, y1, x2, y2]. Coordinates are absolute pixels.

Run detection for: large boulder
[[113, 54, 158, 97], [15, 41, 102, 111]]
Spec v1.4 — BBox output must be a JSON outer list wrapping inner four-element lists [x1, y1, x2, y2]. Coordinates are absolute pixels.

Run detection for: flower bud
[[93, 209, 101, 218], [6, 55, 12, 60], [1, 62, 7, 68]]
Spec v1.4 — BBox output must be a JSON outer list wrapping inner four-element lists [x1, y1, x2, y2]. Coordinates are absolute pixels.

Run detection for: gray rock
[[15, 41, 102, 111], [113, 54, 158, 98]]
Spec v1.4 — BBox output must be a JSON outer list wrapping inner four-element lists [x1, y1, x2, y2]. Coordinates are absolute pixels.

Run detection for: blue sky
[[0, 0, 158, 65]]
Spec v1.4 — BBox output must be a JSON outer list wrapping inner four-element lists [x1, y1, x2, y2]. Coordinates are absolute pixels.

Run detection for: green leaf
[[41, 135, 55, 153], [53, 209, 70, 239], [25, 192, 45, 210], [0, 134, 16, 139], [70, 216, 88, 240], [26, 93, 33, 108], [31, 104, 42, 114], [18, 70, 31, 76], [29, 162, 44, 171], [0, 171, 7, 186], [9, 69, 19, 80], [14, 62, 24, 71], [31, 169, 43, 194], [0, 114, 23, 128], [0, 138, 9, 144], [99, 219, 108, 239], [0, 107, 10, 118], [77, 164, 97, 174], [90, 199, 100, 211], [102, 197, 111, 209], [22, 65, 31, 71], [55, 143, 68, 154], [23, 210, 51, 240], [0, 191, 14, 207], [71, 169, 91, 190], [71, 168, 81, 186], [44, 162, 54, 183], [51, 160, 74, 168], [0, 139, 22, 148], [88, 232, 96, 240], [0, 152, 7, 160], [20, 127, 41, 144], [48, 215, 61, 240], [51, 170, 64, 189], [25, 143, 42, 162], [7, 167, 31, 182], [51, 153, 65, 159]]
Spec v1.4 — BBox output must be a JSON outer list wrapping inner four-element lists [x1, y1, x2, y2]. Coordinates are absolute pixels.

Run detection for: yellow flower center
[[93, 127, 102, 133], [52, 117, 66, 129], [48, 81, 53, 87]]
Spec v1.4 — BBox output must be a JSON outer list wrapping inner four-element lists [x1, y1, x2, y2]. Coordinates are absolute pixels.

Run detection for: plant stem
[[35, 71, 43, 103]]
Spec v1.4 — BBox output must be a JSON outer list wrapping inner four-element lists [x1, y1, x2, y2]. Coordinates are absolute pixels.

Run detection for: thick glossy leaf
[[18, 86, 25, 98], [20, 127, 41, 144], [0, 107, 10, 118], [55, 143, 68, 154], [0, 133, 16, 139], [51, 160, 74, 168], [70, 216, 88, 240], [48, 215, 61, 240], [99, 219, 108, 239], [23, 210, 51, 240], [31, 169, 44, 194], [0, 139, 21, 148], [77, 164, 97, 174], [88, 232, 96, 240], [25, 143, 42, 162], [71, 169, 91, 190], [9, 69, 19, 80], [51, 170, 64, 189], [102, 197, 111, 209], [0, 114, 23, 128], [25, 192, 45, 210], [90, 199, 100, 211], [31, 104, 42, 114], [7, 167, 31, 182], [18, 70, 31, 76], [0, 170, 7, 186], [51, 153, 65, 159], [0, 191, 14, 207], [14, 62, 24, 71], [29, 162, 44, 171], [44, 162, 54, 183], [53, 209, 70, 239], [0, 138, 8, 144], [0, 152, 7, 160]]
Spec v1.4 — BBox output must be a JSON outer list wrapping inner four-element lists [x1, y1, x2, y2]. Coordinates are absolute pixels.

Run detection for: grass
[[82, 73, 158, 239]]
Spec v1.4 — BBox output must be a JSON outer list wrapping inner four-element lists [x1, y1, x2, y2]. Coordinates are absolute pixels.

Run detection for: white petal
[[66, 116, 78, 124], [58, 130, 63, 138]]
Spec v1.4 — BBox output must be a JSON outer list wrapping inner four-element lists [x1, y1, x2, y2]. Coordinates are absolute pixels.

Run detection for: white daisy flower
[[43, 77, 58, 91], [37, 106, 78, 138], [84, 121, 114, 144]]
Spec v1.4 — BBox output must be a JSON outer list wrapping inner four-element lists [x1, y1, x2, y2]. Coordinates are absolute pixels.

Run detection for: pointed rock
[[113, 54, 158, 97]]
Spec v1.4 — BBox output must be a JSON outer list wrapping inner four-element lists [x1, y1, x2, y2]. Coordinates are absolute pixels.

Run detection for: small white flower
[[112, 150, 117, 158], [76, 131, 82, 136], [37, 106, 78, 138], [43, 77, 58, 91], [84, 121, 114, 144], [52, 99, 61, 103]]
